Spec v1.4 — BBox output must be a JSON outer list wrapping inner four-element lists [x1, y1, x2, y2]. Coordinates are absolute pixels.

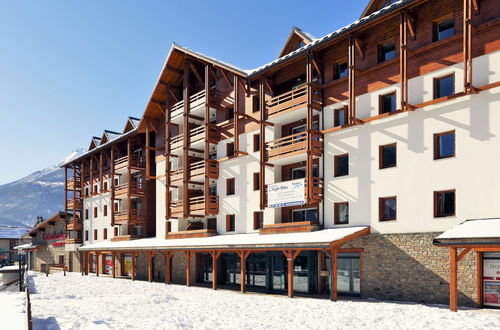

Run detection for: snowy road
[[28, 272, 499, 330]]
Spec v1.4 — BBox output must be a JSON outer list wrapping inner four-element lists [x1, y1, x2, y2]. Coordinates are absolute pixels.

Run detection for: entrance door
[[326, 253, 361, 296], [483, 252, 500, 308]]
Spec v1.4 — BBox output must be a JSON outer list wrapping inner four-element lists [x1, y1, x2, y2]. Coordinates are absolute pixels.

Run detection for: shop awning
[[433, 218, 500, 246], [79, 227, 370, 252], [13, 244, 37, 250]]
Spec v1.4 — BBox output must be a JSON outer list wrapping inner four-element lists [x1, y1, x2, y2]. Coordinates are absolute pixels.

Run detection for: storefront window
[[483, 252, 500, 308]]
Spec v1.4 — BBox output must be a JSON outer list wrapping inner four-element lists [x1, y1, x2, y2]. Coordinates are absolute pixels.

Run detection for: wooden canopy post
[[86, 252, 91, 275], [450, 247, 458, 312], [331, 247, 338, 301], [148, 251, 154, 282], [204, 64, 210, 215], [210, 250, 221, 290], [96, 252, 100, 277], [185, 251, 192, 287], [239, 250, 251, 293], [282, 250, 301, 298], [165, 251, 172, 284], [112, 251, 116, 278], [131, 251, 136, 281], [476, 252, 483, 308]]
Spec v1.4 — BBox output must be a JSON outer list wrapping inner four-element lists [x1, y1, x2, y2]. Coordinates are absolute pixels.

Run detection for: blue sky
[[0, 1, 367, 184]]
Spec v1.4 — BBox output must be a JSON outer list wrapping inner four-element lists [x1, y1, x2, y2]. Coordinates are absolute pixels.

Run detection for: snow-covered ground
[[0, 290, 27, 330], [28, 271, 500, 330]]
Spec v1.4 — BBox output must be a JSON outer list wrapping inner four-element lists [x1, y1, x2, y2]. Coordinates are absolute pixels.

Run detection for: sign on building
[[267, 178, 305, 208]]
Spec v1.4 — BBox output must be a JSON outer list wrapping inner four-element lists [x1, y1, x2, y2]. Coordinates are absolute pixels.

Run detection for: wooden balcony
[[170, 159, 218, 184], [65, 238, 83, 244], [114, 155, 146, 172], [259, 221, 320, 235], [189, 195, 219, 216], [166, 228, 217, 240], [114, 209, 145, 224], [266, 131, 323, 161], [171, 200, 183, 217], [66, 220, 83, 231], [171, 134, 183, 152], [66, 199, 82, 210], [66, 177, 81, 190], [111, 235, 141, 242], [267, 84, 322, 118], [189, 125, 220, 144], [170, 168, 183, 185], [114, 182, 145, 197], [170, 90, 208, 120]]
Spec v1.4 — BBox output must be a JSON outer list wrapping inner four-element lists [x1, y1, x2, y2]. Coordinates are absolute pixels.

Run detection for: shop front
[[483, 252, 500, 308]]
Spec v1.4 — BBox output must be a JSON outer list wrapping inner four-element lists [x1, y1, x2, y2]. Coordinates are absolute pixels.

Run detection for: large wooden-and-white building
[[62, 0, 500, 311]]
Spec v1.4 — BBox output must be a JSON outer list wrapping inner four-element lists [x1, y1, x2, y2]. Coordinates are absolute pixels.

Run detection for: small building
[[27, 212, 82, 273], [0, 227, 30, 266]]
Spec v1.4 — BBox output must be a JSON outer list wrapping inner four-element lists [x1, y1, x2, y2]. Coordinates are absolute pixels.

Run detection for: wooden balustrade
[[171, 200, 183, 217], [114, 209, 145, 224], [67, 199, 82, 210], [114, 182, 145, 197], [66, 177, 81, 190], [266, 131, 322, 160], [114, 154, 145, 171], [189, 195, 219, 215], [267, 84, 322, 118]]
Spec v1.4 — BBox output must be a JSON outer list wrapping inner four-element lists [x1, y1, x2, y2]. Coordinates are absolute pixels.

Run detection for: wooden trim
[[450, 247, 458, 312], [334, 202, 349, 225], [226, 214, 235, 232], [433, 130, 456, 160], [253, 172, 260, 191], [433, 73, 455, 100], [476, 252, 483, 308], [226, 178, 235, 195], [379, 143, 397, 169], [334, 153, 349, 177]]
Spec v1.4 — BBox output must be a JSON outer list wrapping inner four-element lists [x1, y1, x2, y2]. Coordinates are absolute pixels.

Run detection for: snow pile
[[28, 272, 500, 330], [0, 291, 27, 330]]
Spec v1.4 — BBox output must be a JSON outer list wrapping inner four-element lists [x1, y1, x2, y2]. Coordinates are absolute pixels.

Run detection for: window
[[114, 203, 119, 212], [252, 95, 260, 113], [94, 185, 98, 194], [291, 165, 319, 179], [334, 154, 349, 177], [253, 134, 260, 152], [77, 231, 82, 239], [253, 172, 260, 191], [103, 182, 108, 191], [379, 197, 397, 221], [334, 62, 348, 79], [103, 228, 107, 240], [334, 106, 348, 127], [114, 178, 119, 186], [334, 202, 349, 224], [434, 74, 455, 99], [226, 214, 235, 232], [85, 187, 89, 196], [434, 190, 456, 217], [378, 43, 396, 63], [226, 107, 234, 121], [227, 142, 235, 157], [433, 17, 454, 42], [254, 211, 264, 230], [434, 131, 455, 159], [227, 178, 235, 195], [93, 207, 98, 218], [85, 230, 89, 241], [380, 92, 397, 114], [103, 205, 108, 217], [134, 226, 142, 236], [291, 208, 318, 222], [94, 229, 98, 240], [85, 209, 89, 220], [208, 218, 217, 230], [379, 143, 397, 169], [114, 227, 118, 236]]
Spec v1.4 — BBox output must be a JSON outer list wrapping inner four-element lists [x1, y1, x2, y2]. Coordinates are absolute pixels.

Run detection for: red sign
[[52, 242, 66, 247], [43, 232, 67, 241]]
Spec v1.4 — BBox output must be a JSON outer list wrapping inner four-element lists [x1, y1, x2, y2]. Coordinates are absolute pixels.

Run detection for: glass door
[[483, 252, 500, 308], [325, 253, 361, 296]]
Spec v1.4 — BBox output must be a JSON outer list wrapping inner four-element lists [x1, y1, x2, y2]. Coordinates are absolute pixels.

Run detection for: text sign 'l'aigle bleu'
[[267, 178, 305, 208]]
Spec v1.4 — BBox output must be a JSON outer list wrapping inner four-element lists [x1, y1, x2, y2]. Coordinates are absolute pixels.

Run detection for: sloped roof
[[88, 137, 101, 151], [124, 116, 141, 133], [27, 212, 65, 236], [100, 130, 121, 144], [434, 218, 500, 245], [278, 26, 316, 58]]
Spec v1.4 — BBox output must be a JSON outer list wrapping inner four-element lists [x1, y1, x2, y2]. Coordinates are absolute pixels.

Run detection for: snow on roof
[[13, 243, 35, 250], [103, 130, 121, 140], [435, 218, 500, 241], [79, 227, 369, 251], [129, 117, 140, 127]]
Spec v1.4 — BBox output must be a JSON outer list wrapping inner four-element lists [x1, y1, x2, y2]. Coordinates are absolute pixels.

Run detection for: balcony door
[[291, 165, 319, 180]]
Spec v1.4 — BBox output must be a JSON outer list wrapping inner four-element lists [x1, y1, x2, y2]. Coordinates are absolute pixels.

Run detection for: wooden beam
[[476, 252, 483, 308], [312, 56, 322, 78], [166, 65, 182, 75], [131, 251, 135, 281], [354, 37, 364, 59], [237, 77, 248, 95], [457, 247, 472, 261], [165, 251, 172, 284], [264, 78, 274, 96], [239, 250, 251, 293], [331, 247, 338, 301], [148, 251, 153, 282], [112, 251, 116, 278], [211, 250, 221, 290], [450, 247, 458, 312], [96, 252, 100, 277], [189, 62, 204, 85], [219, 68, 232, 88], [407, 13, 416, 39], [185, 251, 192, 287]]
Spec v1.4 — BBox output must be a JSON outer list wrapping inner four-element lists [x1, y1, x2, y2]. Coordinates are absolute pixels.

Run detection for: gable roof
[[278, 26, 315, 58], [124, 116, 141, 133], [100, 130, 121, 144], [88, 137, 101, 151], [361, 0, 395, 18]]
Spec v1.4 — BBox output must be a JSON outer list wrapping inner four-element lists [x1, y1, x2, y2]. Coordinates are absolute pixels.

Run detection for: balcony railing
[[266, 131, 322, 161], [66, 177, 81, 190], [170, 168, 183, 185], [189, 125, 220, 144], [114, 155, 146, 171], [170, 90, 208, 120], [67, 199, 82, 210], [66, 220, 83, 231], [189, 195, 219, 215], [114, 182, 145, 197], [267, 84, 322, 118], [171, 200, 183, 217], [191, 159, 219, 179], [171, 134, 183, 152], [114, 209, 145, 223]]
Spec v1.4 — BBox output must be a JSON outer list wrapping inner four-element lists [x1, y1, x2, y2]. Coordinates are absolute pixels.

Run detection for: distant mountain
[[0, 147, 86, 228]]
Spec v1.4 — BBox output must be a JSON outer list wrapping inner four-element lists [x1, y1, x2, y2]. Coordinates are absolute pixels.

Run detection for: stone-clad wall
[[34, 246, 81, 273], [343, 232, 477, 307]]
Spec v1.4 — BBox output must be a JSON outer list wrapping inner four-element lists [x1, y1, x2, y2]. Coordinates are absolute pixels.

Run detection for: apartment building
[[66, 0, 500, 311]]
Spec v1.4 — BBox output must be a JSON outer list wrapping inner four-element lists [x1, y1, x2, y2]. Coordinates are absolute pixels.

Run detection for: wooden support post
[[86, 252, 91, 275], [306, 53, 313, 204], [348, 34, 356, 124], [131, 251, 136, 281], [64, 166, 68, 227], [96, 252, 100, 277], [146, 120, 151, 178], [182, 60, 190, 218], [259, 77, 266, 209], [165, 251, 172, 284], [90, 157, 94, 196], [148, 251, 153, 282], [239, 250, 251, 293], [331, 247, 338, 301], [463, 0, 473, 93], [400, 9, 409, 111], [204, 65, 210, 216], [112, 251, 116, 278], [211, 250, 220, 290], [476, 252, 483, 308], [282, 250, 301, 298], [450, 247, 458, 312], [234, 75, 240, 154], [99, 151, 103, 192], [185, 251, 192, 287]]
